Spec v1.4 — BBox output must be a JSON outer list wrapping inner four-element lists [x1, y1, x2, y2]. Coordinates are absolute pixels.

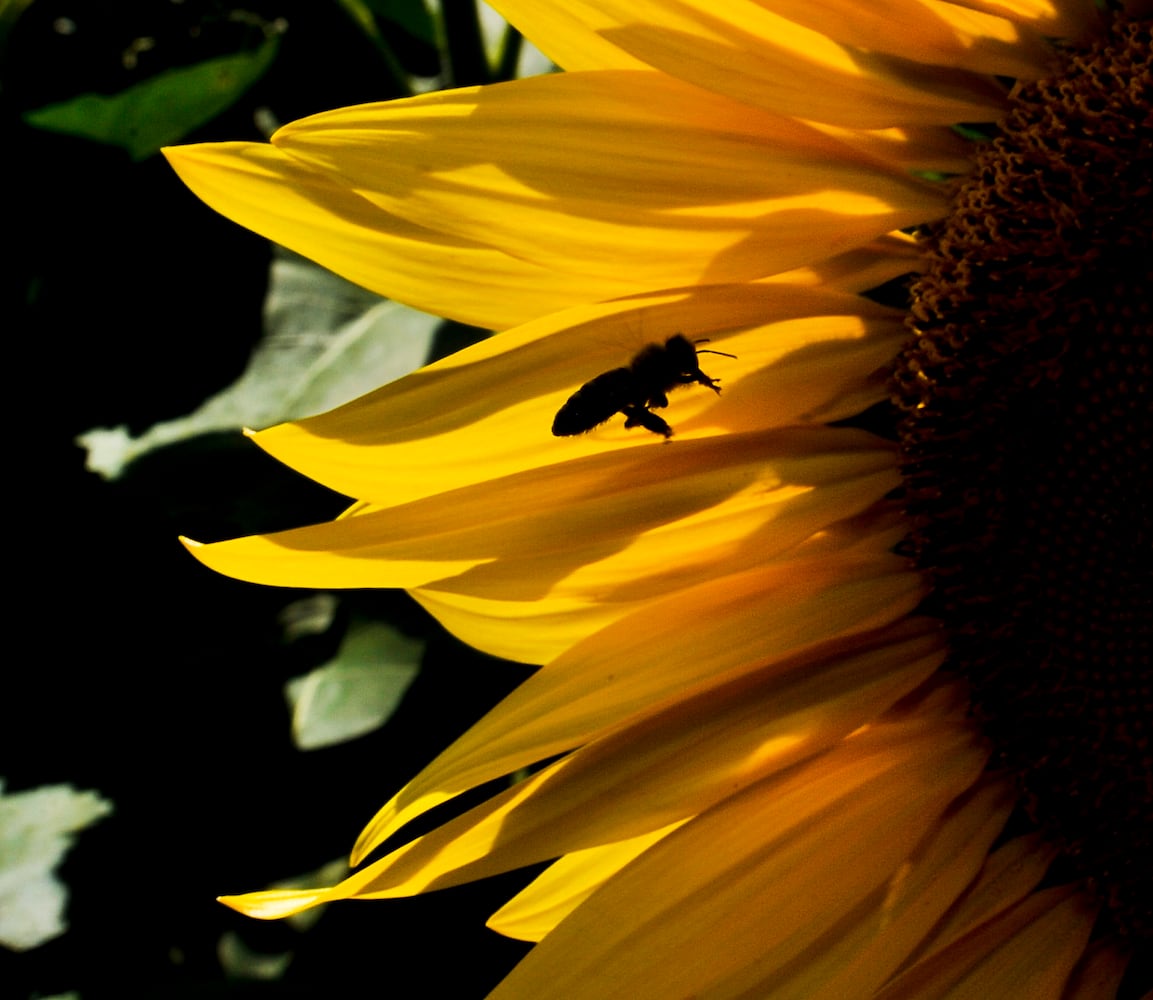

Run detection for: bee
[[552, 334, 735, 439]]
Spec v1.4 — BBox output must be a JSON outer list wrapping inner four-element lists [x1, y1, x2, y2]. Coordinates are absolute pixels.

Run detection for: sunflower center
[[891, 14, 1152, 940]]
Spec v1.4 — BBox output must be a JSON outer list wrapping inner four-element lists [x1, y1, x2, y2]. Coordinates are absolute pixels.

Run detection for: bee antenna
[[689, 337, 736, 359]]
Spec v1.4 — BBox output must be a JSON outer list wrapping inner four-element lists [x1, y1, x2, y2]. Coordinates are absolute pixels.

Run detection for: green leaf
[[76, 255, 443, 480], [285, 619, 425, 750], [0, 780, 113, 951], [23, 37, 279, 160]]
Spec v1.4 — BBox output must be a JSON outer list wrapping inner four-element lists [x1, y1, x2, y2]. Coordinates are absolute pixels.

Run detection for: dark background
[[4, 2, 534, 995]]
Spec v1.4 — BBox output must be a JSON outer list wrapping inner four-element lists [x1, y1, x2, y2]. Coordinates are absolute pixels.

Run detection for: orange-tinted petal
[[1059, 941, 1133, 1000], [873, 886, 1099, 999], [354, 608, 940, 862], [222, 678, 984, 930], [908, 834, 1059, 960], [484, 698, 988, 999]]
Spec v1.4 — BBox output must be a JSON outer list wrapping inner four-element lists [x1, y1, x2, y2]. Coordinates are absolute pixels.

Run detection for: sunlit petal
[[487, 824, 685, 941], [485, 692, 989, 999], [492, 0, 1012, 125], [189, 436, 908, 672], [246, 284, 907, 503], [162, 142, 638, 330], [175, 0, 1145, 993], [939, 0, 1099, 39], [409, 494, 912, 663], [355, 610, 942, 861], [272, 72, 945, 288], [751, 0, 1056, 78]]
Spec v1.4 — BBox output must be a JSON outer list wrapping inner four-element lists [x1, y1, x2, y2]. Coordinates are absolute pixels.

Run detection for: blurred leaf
[[0, 781, 112, 951], [358, 0, 436, 45], [286, 620, 425, 750], [77, 255, 442, 480], [23, 37, 279, 160], [278, 593, 341, 644], [218, 931, 293, 980]]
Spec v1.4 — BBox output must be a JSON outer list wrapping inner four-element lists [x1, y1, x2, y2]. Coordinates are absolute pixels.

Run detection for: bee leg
[[623, 405, 674, 438], [693, 372, 723, 394]]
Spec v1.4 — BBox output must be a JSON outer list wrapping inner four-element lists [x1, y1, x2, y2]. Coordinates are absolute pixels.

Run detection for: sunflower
[[163, 0, 1150, 996]]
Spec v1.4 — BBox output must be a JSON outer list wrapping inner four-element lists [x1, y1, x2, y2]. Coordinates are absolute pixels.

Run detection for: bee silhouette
[[552, 334, 735, 439]]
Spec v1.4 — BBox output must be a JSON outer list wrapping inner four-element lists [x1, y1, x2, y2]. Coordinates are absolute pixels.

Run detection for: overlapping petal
[[935, 0, 1098, 39], [419, 494, 918, 653], [1059, 942, 1134, 1000], [162, 142, 641, 331], [873, 886, 1099, 998], [270, 71, 944, 289], [222, 653, 971, 925], [490, 0, 1098, 79], [488, 782, 1020, 997], [244, 283, 907, 504], [186, 278, 916, 665], [480, 685, 992, 999], [354, 593, 939, 861], [188, 424, 902, 662], [487, 0, 1025, 126], [749, 0, 1058, 77], [179, 0, 1134, 992], [486, 825, 684, 941]]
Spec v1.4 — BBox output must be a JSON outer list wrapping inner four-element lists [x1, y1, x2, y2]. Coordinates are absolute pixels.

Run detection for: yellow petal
[[249, 283, 907, 504], [764, 233, 924, 292], [354, 600, 940, 862], [813, 124, 978, 175], [939, 0, 1099, 40], [223, 670, 979, 932], [162, 142, 639, 330], [491, 0, 1010, 126], [272, 72, 945, 289], [186, 426, 898, 602], [751, 781, 1017, 999], [485, 701, 989, 999], [408, 439, 902, 661], [487, 824, 685, 941], [753, 0, 1056, 78]]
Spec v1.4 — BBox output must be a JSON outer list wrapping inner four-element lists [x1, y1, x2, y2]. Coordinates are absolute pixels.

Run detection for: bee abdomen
[[551, 368, 637, 436]]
